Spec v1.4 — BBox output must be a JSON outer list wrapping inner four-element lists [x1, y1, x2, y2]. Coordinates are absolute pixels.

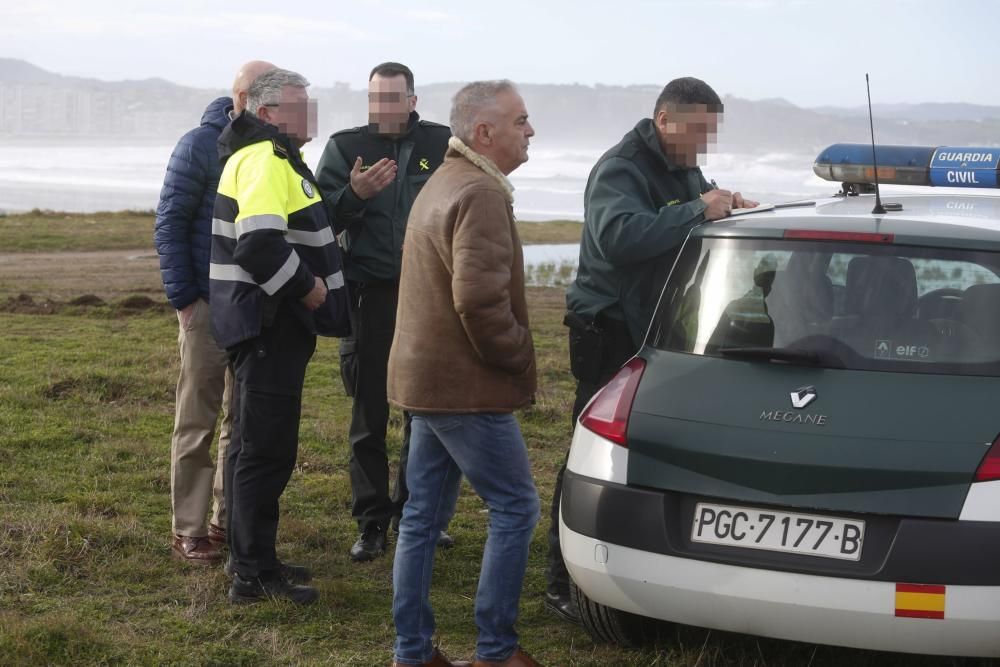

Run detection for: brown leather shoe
[[472, 647, 542, 667], [391, 648, 471, 667], [207, 522, 226, 547], [171, 535, 222, 565]]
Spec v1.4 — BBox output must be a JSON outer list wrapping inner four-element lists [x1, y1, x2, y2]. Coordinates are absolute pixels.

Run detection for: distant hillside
[[0, 58, 65, 84], [2, 58, 998, 151]]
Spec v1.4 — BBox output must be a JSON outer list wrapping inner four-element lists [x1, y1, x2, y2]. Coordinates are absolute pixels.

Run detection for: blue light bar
[[814, 144, 1000, 188]]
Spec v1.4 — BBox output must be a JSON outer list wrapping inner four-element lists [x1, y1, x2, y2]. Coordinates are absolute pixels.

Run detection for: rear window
[[649, 237, 1000, 376]]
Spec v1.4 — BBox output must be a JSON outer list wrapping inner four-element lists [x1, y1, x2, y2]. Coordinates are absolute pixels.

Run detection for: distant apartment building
[[0, 85, 127, 135]]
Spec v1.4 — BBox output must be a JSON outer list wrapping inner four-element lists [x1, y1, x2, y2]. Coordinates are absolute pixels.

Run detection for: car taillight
[[974, 434, 1000, 482], [578, 357, 646, 447]]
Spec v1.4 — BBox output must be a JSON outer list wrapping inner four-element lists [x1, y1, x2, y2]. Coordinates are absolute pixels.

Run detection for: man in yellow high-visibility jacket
[[210, 67, 350, 605]]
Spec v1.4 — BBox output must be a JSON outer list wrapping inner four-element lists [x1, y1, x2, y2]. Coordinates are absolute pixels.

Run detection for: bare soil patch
[[0, 249, 164, 303]]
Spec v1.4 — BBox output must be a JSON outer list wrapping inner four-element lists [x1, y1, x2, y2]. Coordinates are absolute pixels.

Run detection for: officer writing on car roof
[[543, 76, 757, 623], [315, 62, 454, 563]]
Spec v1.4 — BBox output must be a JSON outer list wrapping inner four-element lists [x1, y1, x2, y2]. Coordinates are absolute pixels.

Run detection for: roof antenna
[[866, 73, 887, 215]]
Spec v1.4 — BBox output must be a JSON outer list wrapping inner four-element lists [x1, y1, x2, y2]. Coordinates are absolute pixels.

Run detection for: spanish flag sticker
[[895, 583, 945, 620]]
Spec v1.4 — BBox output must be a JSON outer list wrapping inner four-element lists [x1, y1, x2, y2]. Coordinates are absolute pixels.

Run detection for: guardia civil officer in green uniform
[[544, 77, 758, 622], [316, 62, 453, 562], [210, 68, 350, 604]]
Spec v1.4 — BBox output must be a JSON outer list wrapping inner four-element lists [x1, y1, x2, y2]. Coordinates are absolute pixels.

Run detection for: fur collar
[[448, 136, 514, 203]]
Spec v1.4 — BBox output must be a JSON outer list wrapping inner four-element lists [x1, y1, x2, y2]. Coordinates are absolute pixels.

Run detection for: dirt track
[[0, 249, 163, 302]]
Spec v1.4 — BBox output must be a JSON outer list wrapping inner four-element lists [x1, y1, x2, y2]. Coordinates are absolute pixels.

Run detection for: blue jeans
[[392, 412, 540, 665]]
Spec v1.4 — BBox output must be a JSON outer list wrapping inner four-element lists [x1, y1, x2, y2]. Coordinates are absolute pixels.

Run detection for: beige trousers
[[170, 298, 233, 537]]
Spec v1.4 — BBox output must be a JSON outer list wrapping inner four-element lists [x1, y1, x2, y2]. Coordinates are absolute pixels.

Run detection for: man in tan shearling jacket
[[387, 80, 543, 667]]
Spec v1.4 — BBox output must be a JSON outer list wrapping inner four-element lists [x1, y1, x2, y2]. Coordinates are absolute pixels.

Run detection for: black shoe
[[544, 590, 581, 625], [228, 573, 318, 605], [278, 562, 312, 584], [349, 523, 386, 562], [224, 559, 312, 584]]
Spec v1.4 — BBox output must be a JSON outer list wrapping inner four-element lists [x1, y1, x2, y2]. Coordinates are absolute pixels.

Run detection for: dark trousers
[[341, 281, 409, 530], [546, 315, 635, 595], [225, 305, 316, 578]]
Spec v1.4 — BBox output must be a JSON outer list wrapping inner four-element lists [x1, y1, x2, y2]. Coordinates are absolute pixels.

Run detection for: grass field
[[0, 212, 987, 666], [0, 210, 583, 254]]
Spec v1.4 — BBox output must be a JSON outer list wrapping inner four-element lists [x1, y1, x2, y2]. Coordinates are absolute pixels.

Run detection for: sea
[[0, 139, 836, 220]]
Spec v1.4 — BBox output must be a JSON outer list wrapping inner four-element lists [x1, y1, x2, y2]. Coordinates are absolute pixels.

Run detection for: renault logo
[[790, 386, 817, 409]]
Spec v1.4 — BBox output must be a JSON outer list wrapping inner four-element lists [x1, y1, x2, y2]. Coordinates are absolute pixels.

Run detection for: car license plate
[[691, 502, 865, 561]]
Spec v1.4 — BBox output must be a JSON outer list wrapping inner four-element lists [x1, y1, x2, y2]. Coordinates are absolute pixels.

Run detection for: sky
[[3, 0, 1000, 108]]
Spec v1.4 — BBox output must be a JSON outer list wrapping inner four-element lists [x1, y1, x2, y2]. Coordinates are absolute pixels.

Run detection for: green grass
[[0, 214, 984, 666], [0, 210, 157, 252], [516, 219, 582, 245], [0, 211, 581, 252]]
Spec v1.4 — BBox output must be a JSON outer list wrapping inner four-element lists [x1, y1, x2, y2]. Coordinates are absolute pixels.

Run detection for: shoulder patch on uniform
[[271, 139, 290, 160]]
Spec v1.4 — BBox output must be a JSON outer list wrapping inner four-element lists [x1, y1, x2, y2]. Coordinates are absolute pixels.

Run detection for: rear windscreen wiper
[[718, 346, 844, 368]]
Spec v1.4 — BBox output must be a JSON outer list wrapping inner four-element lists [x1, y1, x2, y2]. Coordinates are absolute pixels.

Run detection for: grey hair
[[450, 79, 517, 144], [245, 68, 310, 117]]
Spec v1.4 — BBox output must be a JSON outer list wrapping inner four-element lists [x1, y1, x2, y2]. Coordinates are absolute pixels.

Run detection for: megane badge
[[790, 386, 817, 409]]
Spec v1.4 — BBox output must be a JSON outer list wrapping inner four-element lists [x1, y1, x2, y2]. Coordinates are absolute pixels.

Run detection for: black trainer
[[224, 558, 312, 584], [349, 523, 387, 562], [228, 572, 318, 605]]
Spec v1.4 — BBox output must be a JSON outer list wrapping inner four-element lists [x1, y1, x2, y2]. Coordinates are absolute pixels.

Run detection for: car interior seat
[[765, 254, 834, 347]]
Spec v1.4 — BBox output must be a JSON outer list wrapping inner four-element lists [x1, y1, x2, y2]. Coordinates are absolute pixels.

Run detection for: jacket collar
[[447, 136, 514, 203], [202, 96, 233, 131], [634, 117, 689, 172], [218, 110, 298, 166]]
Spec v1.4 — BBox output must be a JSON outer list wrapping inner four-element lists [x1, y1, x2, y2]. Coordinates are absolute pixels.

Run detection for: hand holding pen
[[702, 179, 733, 220], [705, 178, 759, 217]]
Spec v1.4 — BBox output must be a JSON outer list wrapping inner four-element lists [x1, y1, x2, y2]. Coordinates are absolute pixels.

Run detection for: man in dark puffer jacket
[[153, 60, 274, 566]]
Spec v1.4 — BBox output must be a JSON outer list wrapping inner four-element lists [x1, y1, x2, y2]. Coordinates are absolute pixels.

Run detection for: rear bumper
[[561, 522, 1000, 657], [561, 468, 1000, 585]]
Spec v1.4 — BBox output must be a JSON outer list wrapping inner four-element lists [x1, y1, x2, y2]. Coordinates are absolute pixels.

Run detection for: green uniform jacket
[[567, 117, 711, 348], [315, 112, 451, 284]]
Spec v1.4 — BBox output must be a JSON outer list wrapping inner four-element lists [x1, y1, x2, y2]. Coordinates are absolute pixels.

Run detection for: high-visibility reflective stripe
[[212, 218, 236, 239], [325, 271, 345, 290], [210, 252, 301, 296], [235, 214, 287, 238], [288, 226, 336, 247], [215, 218, 332, 248], [260, 251, 300, 296], [209, 262, 254, 284]]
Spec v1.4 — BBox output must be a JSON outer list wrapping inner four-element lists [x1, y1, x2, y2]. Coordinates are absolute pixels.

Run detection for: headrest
[[847, 256, 918, 322], [767, 256, 833, 322]]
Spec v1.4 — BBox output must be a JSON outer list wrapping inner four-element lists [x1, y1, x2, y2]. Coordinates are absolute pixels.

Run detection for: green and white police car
[[560, 144, 1000, 657]]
